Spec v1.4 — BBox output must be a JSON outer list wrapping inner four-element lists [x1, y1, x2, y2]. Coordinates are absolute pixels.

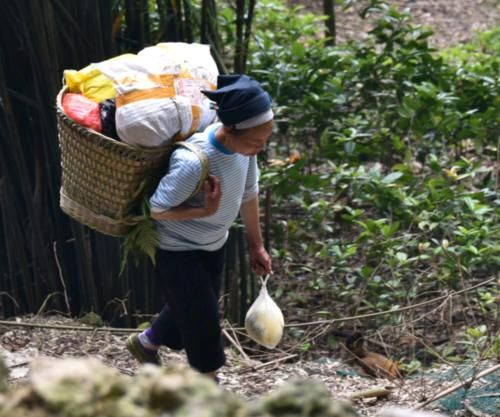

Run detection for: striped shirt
[[150, 123, 259, 251]]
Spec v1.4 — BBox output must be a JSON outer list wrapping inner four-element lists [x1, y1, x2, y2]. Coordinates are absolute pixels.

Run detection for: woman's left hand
[[249, 245, 272, 276]]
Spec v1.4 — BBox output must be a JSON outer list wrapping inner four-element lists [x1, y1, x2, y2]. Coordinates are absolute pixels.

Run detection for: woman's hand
[[203, 174, 221, 216], [150, 175, 221, 221], [249, 245, 272, 276]]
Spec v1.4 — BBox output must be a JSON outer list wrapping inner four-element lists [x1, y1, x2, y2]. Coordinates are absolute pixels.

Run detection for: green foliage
[[247, 0, 499, 317], [250, 1, 499, 161], [267, 149, 498, 312], [441, 27, 500, 67], [458, 325, 500, 361], [248, 0, 332, 136], [120, 199, 159, 275]]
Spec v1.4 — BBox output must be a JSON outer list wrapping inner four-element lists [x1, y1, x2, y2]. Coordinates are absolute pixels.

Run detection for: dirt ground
[[290, 0, 500, 48], [1, 316, 498, 416]]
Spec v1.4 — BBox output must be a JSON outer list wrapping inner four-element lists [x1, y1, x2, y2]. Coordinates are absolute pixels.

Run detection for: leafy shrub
[[249, 1, 499, 161], [247, 0, 499, 315]]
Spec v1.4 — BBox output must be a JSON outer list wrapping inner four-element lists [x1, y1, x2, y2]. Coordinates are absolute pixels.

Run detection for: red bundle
[[62, 93, 102, 132]]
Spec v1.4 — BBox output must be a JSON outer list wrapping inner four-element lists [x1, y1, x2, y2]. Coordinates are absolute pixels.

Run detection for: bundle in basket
[[56, 86, 172, 237], [57, 43, 218, 237]]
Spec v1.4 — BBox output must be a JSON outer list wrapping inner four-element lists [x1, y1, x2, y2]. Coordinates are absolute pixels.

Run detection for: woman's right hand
[[203, 174, 221, 216]]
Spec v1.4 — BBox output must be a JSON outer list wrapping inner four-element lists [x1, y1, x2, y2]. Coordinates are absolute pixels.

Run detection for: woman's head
[[221, 120, 273, 156], [202, 75, 273, 155]]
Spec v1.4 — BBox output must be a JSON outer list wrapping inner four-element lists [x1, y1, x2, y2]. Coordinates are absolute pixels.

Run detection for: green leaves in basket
[[119, 198, 159, 275]]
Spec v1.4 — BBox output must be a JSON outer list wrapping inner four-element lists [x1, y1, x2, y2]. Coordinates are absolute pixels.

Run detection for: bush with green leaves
[[249, 1, 499, 161], [269, 158, 498, 307], [247, 0, 499, 319]]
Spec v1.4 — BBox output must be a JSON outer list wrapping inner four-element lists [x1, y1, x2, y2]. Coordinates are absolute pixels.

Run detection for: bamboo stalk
[[323, 0, 336, 46], [242, 0, 256, 73], [200, 0, 208, 44], [166, 0, 180, 41], [182, 0, 193, 43], [234, 0, 245, 73], [264, 187, 272, 252], [238, 226, 248, 325], [229, 229, 240, 323]]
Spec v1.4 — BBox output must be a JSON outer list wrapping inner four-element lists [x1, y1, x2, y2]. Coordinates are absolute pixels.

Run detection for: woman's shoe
[[126, 334, 162, 366]]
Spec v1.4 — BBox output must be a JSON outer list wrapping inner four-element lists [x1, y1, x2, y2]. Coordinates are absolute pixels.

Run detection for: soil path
[[2, 318, 497, 416], [290, 0, 500, 48]]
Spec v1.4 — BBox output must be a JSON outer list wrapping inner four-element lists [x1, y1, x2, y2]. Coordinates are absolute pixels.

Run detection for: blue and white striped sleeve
[[242, 156, 259, 202], [149, 148, 202, 212]]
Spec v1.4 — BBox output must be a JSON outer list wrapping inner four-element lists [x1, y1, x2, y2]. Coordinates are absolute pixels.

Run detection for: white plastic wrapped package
[[96, 43, 218, 148], [138, 43, 218, 131], [245, 275, 285, 349], [139, 42, 218, 85], [115, 97, 193, 147]]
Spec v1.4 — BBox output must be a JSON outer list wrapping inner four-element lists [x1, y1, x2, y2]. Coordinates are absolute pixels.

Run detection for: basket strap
[[173, 141, 210, 198]]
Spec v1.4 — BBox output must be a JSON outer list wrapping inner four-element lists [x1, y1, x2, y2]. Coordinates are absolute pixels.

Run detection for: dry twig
[[53, 241, 71, 314], [222, 327, 250, 361], [238, 353, 298, 374], [349, 387, 392, 400]]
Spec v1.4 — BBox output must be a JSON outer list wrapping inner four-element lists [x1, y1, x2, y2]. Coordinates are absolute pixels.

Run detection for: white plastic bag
[[245, 275, 285, 349]]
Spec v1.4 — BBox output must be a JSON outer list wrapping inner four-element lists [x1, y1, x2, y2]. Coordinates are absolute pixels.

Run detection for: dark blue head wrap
[[201, 75, 272, 126]]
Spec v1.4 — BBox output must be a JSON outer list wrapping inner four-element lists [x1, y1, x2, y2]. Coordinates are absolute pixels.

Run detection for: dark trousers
[[149, 245, 226, 373]]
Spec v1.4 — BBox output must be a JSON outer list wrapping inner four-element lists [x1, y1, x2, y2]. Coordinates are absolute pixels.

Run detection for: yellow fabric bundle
[[63, 54, 136, 103]]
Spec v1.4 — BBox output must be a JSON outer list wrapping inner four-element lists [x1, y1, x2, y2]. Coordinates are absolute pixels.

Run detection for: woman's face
[[224, 121, 273, 156]]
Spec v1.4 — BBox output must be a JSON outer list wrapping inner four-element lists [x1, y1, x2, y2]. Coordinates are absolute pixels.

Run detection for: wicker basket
[[56, 87, 173, 237]]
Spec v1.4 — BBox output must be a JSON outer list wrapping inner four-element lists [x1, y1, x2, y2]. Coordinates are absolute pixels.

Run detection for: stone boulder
[[0, 357, 360, 417]]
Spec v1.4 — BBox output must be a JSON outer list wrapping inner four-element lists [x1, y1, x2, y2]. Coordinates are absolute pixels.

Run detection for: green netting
[[335, 368, 359, 378], [432, 363, 499, 415]]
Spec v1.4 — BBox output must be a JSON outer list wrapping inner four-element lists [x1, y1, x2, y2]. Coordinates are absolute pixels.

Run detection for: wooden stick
[[53, 241, 71, 314], [0, 277, 495, 334], [349, 387, 392, 400], [232, 276, 498, 331], [0, 320, 136, 333], [413, 363, 500, 409], [284, 276, 497, 328], [222, 328, 250, 361], [464, 401, 488, 417], [228, 323, 249, 360], [252, 353, 298, 370]]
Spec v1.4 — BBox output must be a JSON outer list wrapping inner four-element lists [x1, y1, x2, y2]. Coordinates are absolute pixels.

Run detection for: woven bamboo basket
[[56, 87, 173, 237]]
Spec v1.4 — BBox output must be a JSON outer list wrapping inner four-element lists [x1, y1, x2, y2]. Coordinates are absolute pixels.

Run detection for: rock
[[0, 358, 245, 417], [0, 358, 360, 417], [125, 363, 245, 417], [79, 312, 104, 327], [0, 346, 39, 380], [249, 379, 359, 417], [31, 357, 128, 417], [0, 354, 8, 392]]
